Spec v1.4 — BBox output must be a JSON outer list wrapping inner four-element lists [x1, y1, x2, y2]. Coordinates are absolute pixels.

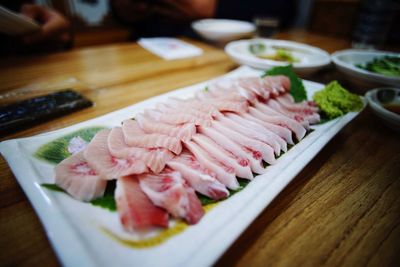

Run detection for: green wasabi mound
[[313, 81, 363, 119]]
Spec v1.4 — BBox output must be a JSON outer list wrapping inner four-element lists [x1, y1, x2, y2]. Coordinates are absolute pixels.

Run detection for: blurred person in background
[[0, 1, 71, 55], [110, 0, 296, 39]]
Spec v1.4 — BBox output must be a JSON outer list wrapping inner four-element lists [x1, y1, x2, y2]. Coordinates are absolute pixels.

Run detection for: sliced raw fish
[[122, 119, 182, 154], [241, 113, 294, 145], [108, 127, 141, 158], [196, 89, 247, 103], [250, 105, 307, 141], [165, 98, 221, 118], [198, 126, 266, 174], [212, 121, 276, 165], [207, 99, 248, 114], [156, 103, 212, 121], [138, 169, 204, 224], [209, 81, 258, 104], [142, 148, 174, 173], [192, 134, 253, 180], [184, 140, 240, 190], [262, 75, 290, 94], [136, 113, 196, 142], [237, 77, 270, 99], [276, 94, 319, 113], [115, 175, 169, 231], [84, 129, 147, 179], [54, 151, 107, 201], [146, 110, 210, 127], [217, 116, 281, 156], [267, 99, 310, 128], [167, 151, 229, 200], [227, 113, 288, 153], [108, 127, 172, 173]]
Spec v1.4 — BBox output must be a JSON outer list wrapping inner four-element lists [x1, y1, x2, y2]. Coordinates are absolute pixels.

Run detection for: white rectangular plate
[[0, 66, 361, 267]]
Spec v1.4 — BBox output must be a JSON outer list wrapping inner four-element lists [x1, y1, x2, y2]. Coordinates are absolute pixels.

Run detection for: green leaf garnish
[[41, 183, 65, 192], [90, 180, 117, 211], [264, 65, 307, 102], [35, 127, 105, 164]]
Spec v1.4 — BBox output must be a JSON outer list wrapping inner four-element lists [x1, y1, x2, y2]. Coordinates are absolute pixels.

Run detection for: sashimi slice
[[227, 113, 288, 153], [196, 89, 247, 103], [263, 75, 290, 94], [142, 148, 174, 174], [212, 121, 276, 165], [122, 119, 182, 154], [250, 105, 307, 141], [198, 126, 266, 174], [274, 95, 321, 124], [267, 99, 310, 128], [156, 103, 212, 121], [138, 169, 204, 224], [145, 110, 210, 127], [54, 151, 107, 201], [184, 140, 240, 190], [192, 134, 253, 180], [165, 98, 221, 118], [209, 81, 258, 104], [167, 152, 229, 200], [217, 116, 281, 156], [237, 77, 270, 99], [207, 99, 248, 114], [108, 127, 172, 174], [84, 129, 147, 179], [136, 113, 196, 142], [242, 113, 294, 145], [115, 176, 169, 231], [276, 94, 319, 113]]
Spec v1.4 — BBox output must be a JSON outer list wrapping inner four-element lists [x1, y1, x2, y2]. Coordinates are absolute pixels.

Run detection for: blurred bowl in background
[[225, 39, 331, 75], [365, 87, 400, 131], [191, 19, 255, 43], [331, 49, 400, 91]]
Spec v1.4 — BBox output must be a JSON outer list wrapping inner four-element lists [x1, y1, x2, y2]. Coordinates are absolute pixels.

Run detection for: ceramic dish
[[0, 66, 362, 267], [331, 49, 400, 90], [225, 39, 331, 75], [191, 19, 255, 42], [365, 87, 400, 131]]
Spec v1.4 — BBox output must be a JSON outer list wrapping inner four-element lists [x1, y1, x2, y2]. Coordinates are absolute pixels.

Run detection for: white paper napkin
[[138, 37, 203, 60]]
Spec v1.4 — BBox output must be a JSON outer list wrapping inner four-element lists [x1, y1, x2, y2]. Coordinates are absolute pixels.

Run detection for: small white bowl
[[331, 49, 400, 90], [191, 19, 255, 42], [365, 87, 400, 131], [225, 38, 331, 75]]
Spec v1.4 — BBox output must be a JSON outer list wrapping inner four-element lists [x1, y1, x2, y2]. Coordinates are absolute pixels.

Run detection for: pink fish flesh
[[138, 168, 204, 224], [84, 129, 148, 179], [115, 175, 169, 231], [184, 140, 240, 190], [54, 151, 107, 201], [122, 119, 182, 154], [167, 151, 229, 200], [198, 126, 266, 174]]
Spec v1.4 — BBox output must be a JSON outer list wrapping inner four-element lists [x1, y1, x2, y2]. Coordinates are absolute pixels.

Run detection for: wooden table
[[1, 30, 399, 267]]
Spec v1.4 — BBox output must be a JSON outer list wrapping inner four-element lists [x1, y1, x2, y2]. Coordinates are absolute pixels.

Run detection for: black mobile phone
[[0, 89, 93, 135]]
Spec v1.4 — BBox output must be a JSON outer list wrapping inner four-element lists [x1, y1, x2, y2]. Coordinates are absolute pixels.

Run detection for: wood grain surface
[[0, 30, 399, 267]]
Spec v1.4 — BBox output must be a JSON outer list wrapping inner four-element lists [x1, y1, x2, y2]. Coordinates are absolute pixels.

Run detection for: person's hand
[[20, 4, 70, 44]]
